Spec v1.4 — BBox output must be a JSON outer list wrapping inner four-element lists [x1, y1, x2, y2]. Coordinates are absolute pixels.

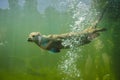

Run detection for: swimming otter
[[27, 27, 106, 53]]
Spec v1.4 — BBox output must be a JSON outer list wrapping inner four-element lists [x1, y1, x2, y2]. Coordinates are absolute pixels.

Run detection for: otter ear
[[36, 32, 41, 36]]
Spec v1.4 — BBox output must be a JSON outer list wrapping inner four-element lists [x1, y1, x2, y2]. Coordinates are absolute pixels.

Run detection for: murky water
[[0, 0, 120, 80]]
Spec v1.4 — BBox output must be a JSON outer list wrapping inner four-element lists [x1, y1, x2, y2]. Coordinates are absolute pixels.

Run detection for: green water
[[0, 0, 120, 80]]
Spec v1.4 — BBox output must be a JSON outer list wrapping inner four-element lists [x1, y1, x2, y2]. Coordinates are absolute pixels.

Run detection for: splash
[[58, 0, 98, 80]]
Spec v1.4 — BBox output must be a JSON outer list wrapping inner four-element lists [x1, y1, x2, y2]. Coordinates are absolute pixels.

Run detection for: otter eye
[[32, 35, 35, 37]]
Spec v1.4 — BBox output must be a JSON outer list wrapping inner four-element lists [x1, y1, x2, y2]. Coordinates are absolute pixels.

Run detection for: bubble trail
[[58, 0, 98, 80]]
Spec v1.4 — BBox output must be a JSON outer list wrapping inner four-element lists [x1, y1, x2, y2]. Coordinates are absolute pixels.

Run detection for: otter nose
[[27, 38, 32, 42]]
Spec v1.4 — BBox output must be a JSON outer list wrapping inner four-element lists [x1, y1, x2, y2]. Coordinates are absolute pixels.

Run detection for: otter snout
[[27, 38, 33, 42]]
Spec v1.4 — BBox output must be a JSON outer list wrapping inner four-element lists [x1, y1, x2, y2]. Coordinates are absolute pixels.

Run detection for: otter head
[[27, 32, 41, 43]]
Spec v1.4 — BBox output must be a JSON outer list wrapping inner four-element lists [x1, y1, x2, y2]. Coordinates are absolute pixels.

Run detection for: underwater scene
[[0, 0, 120, 80]]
